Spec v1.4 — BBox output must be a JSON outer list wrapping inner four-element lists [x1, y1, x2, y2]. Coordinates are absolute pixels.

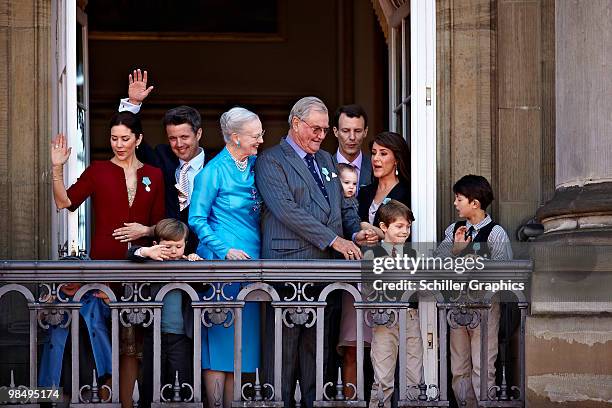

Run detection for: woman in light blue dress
[[189, 107, 264, 408]]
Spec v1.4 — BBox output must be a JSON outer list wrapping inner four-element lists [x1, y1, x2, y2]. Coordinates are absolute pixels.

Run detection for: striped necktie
[[305, 154, 329, 202], [176, 162, 190, 211], [466, 225, 475, 240]]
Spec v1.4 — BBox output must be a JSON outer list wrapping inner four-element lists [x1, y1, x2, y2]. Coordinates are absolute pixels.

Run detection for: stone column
[[436, 0, 495, 238], [0, 0, 51, 260], [529, 1, 612, 406], [537, 0, 612, 238]]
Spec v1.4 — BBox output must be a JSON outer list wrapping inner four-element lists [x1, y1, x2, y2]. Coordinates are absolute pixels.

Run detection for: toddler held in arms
[[337, 163, 382, 238]]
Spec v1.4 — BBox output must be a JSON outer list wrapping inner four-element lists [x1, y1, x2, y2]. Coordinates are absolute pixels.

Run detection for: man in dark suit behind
[[119, 70, 208, 254], [255, 96, 377, 408], [331, 104, 373, 194]]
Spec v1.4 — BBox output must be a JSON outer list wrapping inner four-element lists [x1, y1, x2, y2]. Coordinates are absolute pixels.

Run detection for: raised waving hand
[[128, 69, 154, 105]]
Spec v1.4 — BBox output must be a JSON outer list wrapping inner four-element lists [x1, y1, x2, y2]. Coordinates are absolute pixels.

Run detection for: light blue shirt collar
[[285, 135, 308, 159], [178, 147, 205, 172], [285, 134, 325, 180]]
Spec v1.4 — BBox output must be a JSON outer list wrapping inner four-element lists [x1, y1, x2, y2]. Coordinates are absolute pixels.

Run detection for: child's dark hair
[[378, 199, 415, 226], [109, 111, 143, 136], [154, 219, 189, 242], [453, 174, 494, 210], [336, 163, 358, 177]]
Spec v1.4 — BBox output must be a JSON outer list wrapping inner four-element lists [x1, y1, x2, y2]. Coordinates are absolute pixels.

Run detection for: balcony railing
[[0, 259, 531, 407]]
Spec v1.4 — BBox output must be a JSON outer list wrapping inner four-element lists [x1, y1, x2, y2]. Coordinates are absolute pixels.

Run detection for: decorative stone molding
[[371, 0, 411, 42], [371, 0, 390, 41], [537, 182, 612, 234]]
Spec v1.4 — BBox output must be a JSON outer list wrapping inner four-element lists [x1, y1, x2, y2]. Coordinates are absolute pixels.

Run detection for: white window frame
[[387, 0, 438, 389], [388, 1, 436, 243], [51, 0, 90, 259], [410, 0, 437, 243]]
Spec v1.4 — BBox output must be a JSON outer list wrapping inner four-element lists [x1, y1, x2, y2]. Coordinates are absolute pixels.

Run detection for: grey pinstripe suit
[[255, 137, 361, 407]]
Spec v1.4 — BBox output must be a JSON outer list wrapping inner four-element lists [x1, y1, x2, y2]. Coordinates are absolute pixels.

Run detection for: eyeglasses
[[237, 130, 265, 140], [299, 118, 329, 137], [249, 130, 265, 139]]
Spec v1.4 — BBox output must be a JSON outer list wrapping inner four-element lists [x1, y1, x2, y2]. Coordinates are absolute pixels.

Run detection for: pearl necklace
[[229, 148, 248, 172], [234, 157, 248, 172]]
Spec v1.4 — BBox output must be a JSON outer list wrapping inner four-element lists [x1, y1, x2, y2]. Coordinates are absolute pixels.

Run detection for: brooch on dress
[[142, 176, 151, 192], [251, 188, 262, 214]]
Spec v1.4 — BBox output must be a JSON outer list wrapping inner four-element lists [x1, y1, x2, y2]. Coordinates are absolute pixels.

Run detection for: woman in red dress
[[51, 111, 165, 258], [51, 111, 165, 407]]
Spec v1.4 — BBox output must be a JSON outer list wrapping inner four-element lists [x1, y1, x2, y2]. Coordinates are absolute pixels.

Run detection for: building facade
[[0, 0, 610, 406]]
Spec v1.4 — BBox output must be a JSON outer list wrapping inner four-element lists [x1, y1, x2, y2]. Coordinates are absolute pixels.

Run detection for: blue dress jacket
[[188, 147, 261, 372]]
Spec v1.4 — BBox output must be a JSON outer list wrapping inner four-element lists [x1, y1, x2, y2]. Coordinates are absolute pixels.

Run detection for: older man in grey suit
[[256, 97, 376, 408]]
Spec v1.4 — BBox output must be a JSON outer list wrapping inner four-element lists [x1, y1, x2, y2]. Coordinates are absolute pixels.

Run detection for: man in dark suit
[[331, 104, 373, 194], [255, 97, 377, 408], [119, 70, 208, 254]]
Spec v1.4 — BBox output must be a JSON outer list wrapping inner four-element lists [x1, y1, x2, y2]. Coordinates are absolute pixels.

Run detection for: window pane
[[76, 22, 84, 104], [76, 106, 88, 253]]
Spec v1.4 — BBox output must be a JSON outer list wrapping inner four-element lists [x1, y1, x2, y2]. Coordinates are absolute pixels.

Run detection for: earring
[[236, 140, 241, 148], [395, 164, 399, 176], [136, 144, 140, 150]]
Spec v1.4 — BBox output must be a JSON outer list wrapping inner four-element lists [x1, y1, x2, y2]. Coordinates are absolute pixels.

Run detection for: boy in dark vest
[[437, 174, 512, 408]]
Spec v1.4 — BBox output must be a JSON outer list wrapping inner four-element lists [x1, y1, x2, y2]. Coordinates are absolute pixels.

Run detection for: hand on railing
[[184, 253, 203, 261]]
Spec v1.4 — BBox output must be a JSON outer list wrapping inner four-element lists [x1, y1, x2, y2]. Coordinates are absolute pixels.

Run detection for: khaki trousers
[[450, 302, 500, 408], [368, 309, 423, 408]]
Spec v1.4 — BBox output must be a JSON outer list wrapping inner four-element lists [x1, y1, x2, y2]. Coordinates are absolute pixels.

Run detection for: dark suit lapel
[[331, 152, 338, 166], [280, 140, 331, 213], [160, 146, 181, 215]]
